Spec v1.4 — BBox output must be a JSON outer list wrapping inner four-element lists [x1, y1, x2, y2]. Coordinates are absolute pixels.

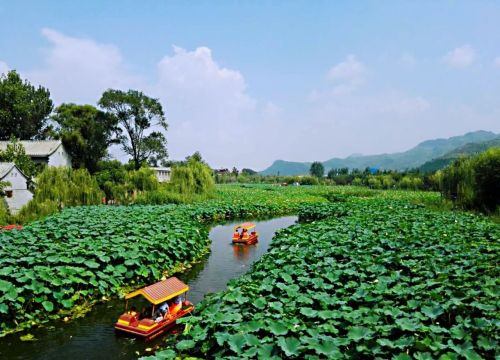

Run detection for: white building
[[151, 167, 171, 182], [0, 162, 33, 214], [0, 140, 72, 168]]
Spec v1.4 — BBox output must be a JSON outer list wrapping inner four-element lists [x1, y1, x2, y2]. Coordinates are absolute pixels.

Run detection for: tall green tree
[[310, 162, 324, 178], [51, 103, 119, 173], [0, 71, 53, 140], [98, 89, 168, 170]]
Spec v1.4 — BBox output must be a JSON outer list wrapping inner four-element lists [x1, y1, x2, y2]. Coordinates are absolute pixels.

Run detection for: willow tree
[[170, 158, 214, 197], [16, 167, 103, 222]]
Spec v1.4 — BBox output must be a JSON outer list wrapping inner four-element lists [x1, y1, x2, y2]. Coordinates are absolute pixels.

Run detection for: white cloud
[[327, 55, 366, 84], [20, 29, 287, 168], [25, 28, 141, 104], [152, 45, 281, 168], [444, 45, 476, 68], [494, 57, 500, 68], [0, 61, 9, 75]]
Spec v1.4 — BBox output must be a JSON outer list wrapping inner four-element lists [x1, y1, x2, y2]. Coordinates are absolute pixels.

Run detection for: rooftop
[[0, 140, 62, 157], [0, 162, 16, 179], [125, 277, 188, 305]]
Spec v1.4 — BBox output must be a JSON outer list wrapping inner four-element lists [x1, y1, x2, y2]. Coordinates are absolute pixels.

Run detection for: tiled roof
[[0, 140, 62, 157], [0, 162, 15, 179], [125, 277, 189, 305]]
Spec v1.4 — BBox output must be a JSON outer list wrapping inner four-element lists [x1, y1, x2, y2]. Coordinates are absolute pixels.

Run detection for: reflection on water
[[0, 216, 297, 360], [232, 244, 251, 261]]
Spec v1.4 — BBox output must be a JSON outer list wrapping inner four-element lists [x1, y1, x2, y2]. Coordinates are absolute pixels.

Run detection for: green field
[[1, 185, 498, 359]]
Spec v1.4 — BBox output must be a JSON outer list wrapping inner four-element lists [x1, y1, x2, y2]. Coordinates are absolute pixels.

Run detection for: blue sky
[[1, 1, 499, 169]]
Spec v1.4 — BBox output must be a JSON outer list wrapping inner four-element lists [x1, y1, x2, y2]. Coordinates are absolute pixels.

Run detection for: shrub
[[473, 147, 500, 212], [440, 148, 500, 212], [298, 176, 319, 185]]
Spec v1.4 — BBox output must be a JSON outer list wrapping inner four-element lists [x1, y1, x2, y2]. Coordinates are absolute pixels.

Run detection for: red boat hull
[[232, 234, 258, 245], [115, 305, 194, 339]]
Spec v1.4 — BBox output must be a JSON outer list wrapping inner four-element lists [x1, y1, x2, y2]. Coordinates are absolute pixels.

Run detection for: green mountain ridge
[[419, 137, 500, 173], [260, 130, 499, 175]]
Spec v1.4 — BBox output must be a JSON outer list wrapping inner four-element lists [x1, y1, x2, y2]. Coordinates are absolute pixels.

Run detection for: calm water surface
[[0, 216, 297, 360]]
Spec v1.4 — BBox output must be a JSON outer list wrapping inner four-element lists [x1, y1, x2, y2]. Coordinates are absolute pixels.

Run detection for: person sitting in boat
[[169, 296, 182, 315], [240, 229, 248, 239], [153, 307, 164, 322], [159, 302, 170, 318], [127, 306, 138, 318], [233, 229, 240, 239], [159, 302, 168, 314]]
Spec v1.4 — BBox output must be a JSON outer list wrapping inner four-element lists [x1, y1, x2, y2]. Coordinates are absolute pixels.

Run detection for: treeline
[[0, 155, 214, 224], [216, 167, 437, 190]]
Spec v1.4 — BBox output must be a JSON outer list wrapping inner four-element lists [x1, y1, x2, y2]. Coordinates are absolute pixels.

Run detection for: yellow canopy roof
[[125, 277, 188, 305], [234, 222, 256, 230]]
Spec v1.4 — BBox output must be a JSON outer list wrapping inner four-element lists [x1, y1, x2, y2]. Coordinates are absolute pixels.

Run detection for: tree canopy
[[0, 71, 53, 140], [310, 161, 325, 178], [98, 89, 168, 170], [52, 103, 119, 173]]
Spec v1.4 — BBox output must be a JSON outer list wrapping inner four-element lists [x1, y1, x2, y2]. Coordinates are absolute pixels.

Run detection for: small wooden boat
[[115, 277, 194, 339], [232, 222, 259, 245]]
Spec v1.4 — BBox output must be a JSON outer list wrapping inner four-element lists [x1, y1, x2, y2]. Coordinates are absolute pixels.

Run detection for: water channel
[[0, 216, 297, 360]]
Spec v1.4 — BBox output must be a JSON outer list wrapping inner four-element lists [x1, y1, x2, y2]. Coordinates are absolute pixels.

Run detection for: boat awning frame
[[234, 222, 256, 230], [125, 277, 189, 305]]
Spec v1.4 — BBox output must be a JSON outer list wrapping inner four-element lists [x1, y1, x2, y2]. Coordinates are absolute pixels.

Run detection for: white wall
[[48, 145, 72, 167], [2, 166, 28, 190], [154, 169, 171, 182], [1, 166, 33, 214], [4, 189, 33, 214]]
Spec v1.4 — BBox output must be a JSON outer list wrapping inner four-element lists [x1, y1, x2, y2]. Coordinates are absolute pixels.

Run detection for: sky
[[1, 1, 499, 170]]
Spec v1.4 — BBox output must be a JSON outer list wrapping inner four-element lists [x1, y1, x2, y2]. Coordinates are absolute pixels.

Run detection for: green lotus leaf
[[277, 336, 301, 357]]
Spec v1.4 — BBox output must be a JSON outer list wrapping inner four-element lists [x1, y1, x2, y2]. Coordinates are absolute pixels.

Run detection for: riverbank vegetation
[[437, 147, 500, 213]]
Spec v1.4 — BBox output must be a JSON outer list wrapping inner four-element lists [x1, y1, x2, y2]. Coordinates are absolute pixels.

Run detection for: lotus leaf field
[[146, 192, 499, 359], [1, 185, 498, 359], [0, 185, 329, 334]]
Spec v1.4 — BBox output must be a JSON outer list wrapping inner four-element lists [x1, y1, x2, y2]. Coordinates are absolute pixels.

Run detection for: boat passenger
[[159, 302, 168, 314], [128, 306, 138, 317], [233, 230, 240, 239], [169, 296, 182, 315], [241, 229, 248, 239], [153, 308, 164, 322]]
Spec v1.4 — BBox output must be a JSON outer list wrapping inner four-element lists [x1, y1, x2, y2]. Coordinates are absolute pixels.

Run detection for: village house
[[0, 140, 72, 168], [151, 167, 171, 182], [0, 162, 33, 214]]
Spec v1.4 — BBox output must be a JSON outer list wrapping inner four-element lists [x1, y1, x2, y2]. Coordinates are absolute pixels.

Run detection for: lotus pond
[[0, 185, 498, 359], [146, 195, 499, 359]]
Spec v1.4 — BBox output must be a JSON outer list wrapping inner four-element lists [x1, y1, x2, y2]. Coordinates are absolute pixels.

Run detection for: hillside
[[260, 130, 499, 175], [419, 136, 500, 173]]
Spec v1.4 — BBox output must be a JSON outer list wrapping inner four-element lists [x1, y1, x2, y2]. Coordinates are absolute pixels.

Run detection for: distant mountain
[[260, 130, 499, 175], [419, 137, 500, 173]]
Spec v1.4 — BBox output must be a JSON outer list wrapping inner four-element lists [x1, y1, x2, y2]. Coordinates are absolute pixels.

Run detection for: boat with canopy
[[232, 222, 259, 245], [115, 277, 194, 338]]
